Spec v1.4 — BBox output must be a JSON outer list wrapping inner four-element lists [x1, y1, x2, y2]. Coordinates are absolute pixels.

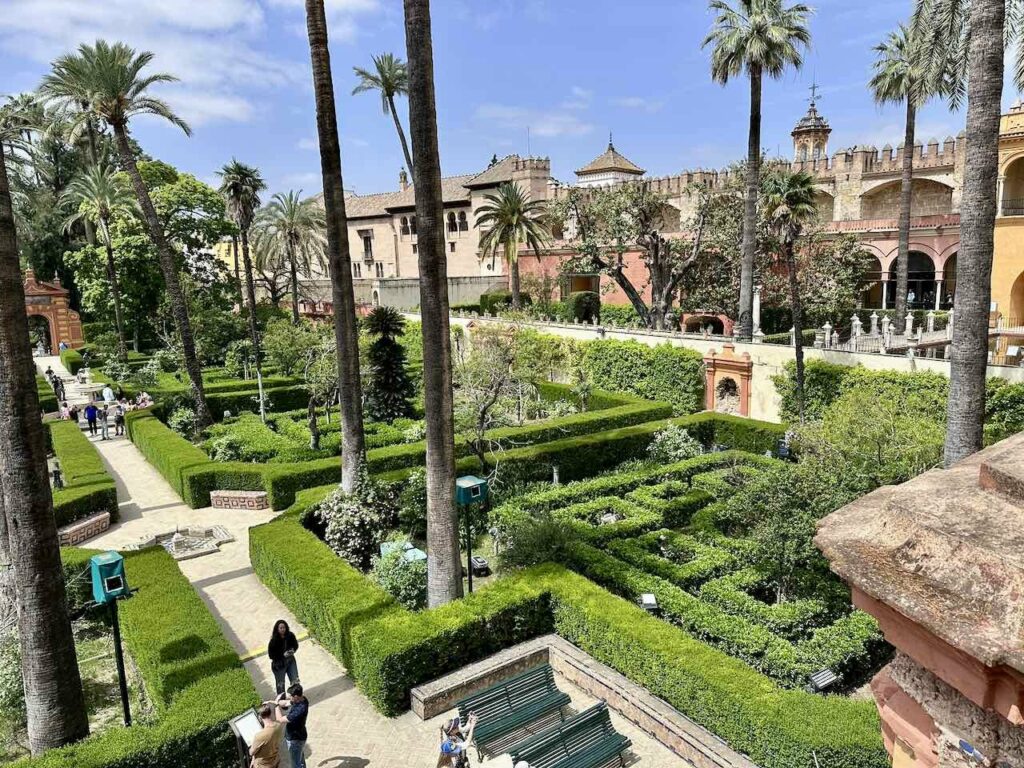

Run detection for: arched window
[[458, 211, 468, 232], [400, 216, 410, 236], [447, 212, 458, 233], [410, 216, 417, 235], [798, 144, 808, 162], [812, 143, 823, 160]]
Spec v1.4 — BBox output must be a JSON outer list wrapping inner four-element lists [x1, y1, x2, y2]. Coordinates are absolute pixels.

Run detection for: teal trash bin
[[90, 552, 129, 605]]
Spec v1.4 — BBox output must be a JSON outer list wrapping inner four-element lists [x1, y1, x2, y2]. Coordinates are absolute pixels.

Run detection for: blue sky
[[0, 0, 1002, 198]]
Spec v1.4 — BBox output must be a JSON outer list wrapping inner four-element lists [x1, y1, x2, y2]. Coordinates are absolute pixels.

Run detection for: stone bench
[[210, 490, 269, 511], [58, 511, 110, 546]]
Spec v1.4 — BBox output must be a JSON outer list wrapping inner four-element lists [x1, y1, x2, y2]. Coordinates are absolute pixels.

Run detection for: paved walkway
[[37, 357, 688, 768]]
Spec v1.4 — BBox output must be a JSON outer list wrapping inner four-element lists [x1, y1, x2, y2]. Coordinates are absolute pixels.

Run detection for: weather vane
[[808, 81, 822, 107]]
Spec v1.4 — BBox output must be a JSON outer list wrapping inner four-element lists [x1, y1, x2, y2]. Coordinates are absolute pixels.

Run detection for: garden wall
[[16, 547, 258, 768]]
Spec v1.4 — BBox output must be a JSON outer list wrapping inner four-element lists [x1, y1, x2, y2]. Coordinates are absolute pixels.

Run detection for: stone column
[[752, 285, 762, 334], [927, 311, 936, 333], [906, 312, 915, 336], [881, 278, 889, 310], [823, 322, 833, 349], [934, 279, 943, 310], [997, 175, 1005, 217], [789, 326, 796, 346]]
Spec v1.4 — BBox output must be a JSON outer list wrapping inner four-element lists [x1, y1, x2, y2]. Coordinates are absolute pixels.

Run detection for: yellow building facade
[[995, 103, 1024, 323]]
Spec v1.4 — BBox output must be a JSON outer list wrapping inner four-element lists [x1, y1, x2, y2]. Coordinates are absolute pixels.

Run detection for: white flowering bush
[[167, 406, 198, 439], [647, 425, 702, 464], [132, 358, 161, 390], [315, 470, 398, 571], [371, 548, 427, 609]]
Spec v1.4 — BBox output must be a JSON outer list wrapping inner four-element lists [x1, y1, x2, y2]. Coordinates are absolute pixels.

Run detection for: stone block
[[58, 511, 110, 546], [210, 490, 269, 510]]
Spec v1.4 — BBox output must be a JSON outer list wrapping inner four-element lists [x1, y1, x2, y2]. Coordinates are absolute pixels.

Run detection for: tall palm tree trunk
[[232, 234, 243, 307], [404, 0, 462, 606], [0, 146, 89, 755], [288, 237, 301, 325], [305, 0, 367, 493], [509, 258, 522, 310], [101, 228, 128, 362], [240, 228, 263, 375], [112, 125, 212, 427], [785, 239, 806, 423], [387, 94, 415, 174], [944, 0, 1004, 466], [738, 66, 762, 340], [893, 99, 916, 333]]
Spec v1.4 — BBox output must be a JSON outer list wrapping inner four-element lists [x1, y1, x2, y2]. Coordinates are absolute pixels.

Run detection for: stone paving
[[37, 357, 690, 768]]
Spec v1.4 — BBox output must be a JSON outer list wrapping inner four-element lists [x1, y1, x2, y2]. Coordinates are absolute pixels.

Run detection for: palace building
[[246, 98, 1024, 325]]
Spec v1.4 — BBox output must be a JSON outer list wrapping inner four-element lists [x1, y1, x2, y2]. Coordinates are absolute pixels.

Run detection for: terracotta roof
[[464, 155, 522, 188], [816, 432, 1024, 672], [342, 174, 475, 219], [575, 141, 645, 177]]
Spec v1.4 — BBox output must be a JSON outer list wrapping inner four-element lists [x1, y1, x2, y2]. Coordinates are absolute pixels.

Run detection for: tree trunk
[[738, 66, 762, 341], [304, 0, 367, 493], [288, 237, 301, 325], [133, 323, 140, 354], [0, 146, 89, 754], [785, 237, 806, 423], [232, 234, 243, 307], [944, 0, 1004, 466], [893, 99, 916, 334], [101, 217, 128, 362], [111, 125, 212, 427], [404, 0, 463, 606], [509, 255, 521, 310], [308, 398, 321, 451], [387, 93, 415, 175], [239, 228, 263, 375]]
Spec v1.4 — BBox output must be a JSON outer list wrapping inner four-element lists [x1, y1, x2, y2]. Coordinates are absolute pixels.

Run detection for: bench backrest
[[511, 702, 615, 766], [457, 664, 558, 721]]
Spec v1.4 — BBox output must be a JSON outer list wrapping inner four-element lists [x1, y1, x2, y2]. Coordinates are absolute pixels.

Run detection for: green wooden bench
[[509, 701, 631, 768], [455, 664, 571, 759]]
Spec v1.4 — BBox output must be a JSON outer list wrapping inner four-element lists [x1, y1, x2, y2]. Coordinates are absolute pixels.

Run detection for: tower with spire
[[575, 133, 646, 188], [792, 83, 832, 163]]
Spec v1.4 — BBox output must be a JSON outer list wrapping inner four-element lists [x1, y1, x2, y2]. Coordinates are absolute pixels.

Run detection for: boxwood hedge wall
[[582, 340, 705, 415], [17, 547, 258, 768], [48, 421, 118, 527]]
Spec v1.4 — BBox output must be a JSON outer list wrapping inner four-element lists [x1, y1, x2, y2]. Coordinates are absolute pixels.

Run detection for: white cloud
[[474, 104, 593, 138], [612, 96, 665, 114], [561, 86, 593, 111], [0, 0, 379, 126]]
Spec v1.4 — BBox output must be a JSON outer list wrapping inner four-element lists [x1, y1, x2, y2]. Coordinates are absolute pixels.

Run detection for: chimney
[[399, 168, 409, 191]]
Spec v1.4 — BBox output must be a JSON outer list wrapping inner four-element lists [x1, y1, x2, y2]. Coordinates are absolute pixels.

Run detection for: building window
[[410, 216, 417, 235], [449, 241, 456, 253], [358, 229, 373, 261], [400, 216, 410, 236], [375, 262, 384, 278], [458, 211, 468, 232], [447, 212, 458, 233], [412, 244, 418, 255], [353, 263, 362, 278]]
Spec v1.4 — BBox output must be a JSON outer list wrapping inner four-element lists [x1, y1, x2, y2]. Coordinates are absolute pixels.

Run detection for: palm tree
[[703, 0, 812, 340], [912, 0, 1007, 465], [39, 41, 213, 426], [476, 182, 551, 310], [218, 160, 267, 368], [61, 162, 132, 360], [0, 120, 89, 755], [304, 0, 367, 494], [256, 191, 326, 324], [762, 169, 817, 423], [352, 53, 415, 174], [403, 0, 462, 607], [870, 24, 932, 334]]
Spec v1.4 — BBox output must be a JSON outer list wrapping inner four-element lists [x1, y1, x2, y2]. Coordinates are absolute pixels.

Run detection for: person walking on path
[[268, 619, 300, 696], [250, 703, 283, 768], [114, 402, 126, 437], [273, 683, 308, 768], [99, 405, 110, 441], [84, 402, 98, 436]]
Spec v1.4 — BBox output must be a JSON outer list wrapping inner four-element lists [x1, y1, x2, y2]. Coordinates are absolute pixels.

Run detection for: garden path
[[34, 357, 688, 768]]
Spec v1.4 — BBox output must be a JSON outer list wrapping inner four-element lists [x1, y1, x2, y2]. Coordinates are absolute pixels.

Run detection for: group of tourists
[[250, 620, 309, 768], [43, 365, 66, 402]]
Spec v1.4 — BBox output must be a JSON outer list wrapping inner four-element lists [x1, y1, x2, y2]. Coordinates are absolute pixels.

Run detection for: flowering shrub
[[315, 470, 398, 571], [371, 548, 427, 609], [647, 425, 702, 464]]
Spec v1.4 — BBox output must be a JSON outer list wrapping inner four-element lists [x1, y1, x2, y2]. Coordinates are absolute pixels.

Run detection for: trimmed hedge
[[125, 410, 213, 502], [17, 547, 257, 768], [250, 514, 399, 669], [582, 340, 705, 415], [49, 421, 118, 527], [37, 376, 58, 413], [60, 348, 85, 374]]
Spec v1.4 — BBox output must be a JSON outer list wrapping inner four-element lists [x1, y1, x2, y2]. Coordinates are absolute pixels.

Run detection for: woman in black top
[[268, 619, 300, 695]]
